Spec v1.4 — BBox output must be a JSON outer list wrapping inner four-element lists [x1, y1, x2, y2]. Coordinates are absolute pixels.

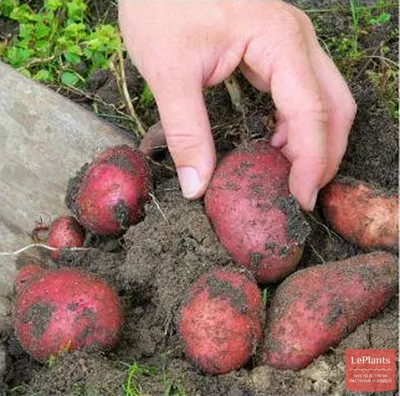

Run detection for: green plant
[[0, 0, 18, 17], [262, 287, 270, 306], [161, 370, 187, 396], [366, 67, 399, 119], [0, 0, 121, 86], [369, 12, 391, 25], [122, 362, 157, 396], [139, 82, 154, 108], [349, 0, 361, 55]]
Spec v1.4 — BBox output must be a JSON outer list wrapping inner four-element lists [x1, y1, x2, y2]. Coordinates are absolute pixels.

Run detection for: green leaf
[[377, 12, 391, 24], [85, 36, 102, 51], [36, 40, 52, 57], [65, 43, 83, 56], [34, 69, 53, 82], [6, 46, 31, 67], [35, 24, 51, 39], [67, 0, 87, 22], [19, 23, 34, 39], [44, 0, 62, 12], [90, 51, 107, 69], [61, 71, 79, 86], [139, 83, 154, 108], [370, 12, 391, 26], [64, 22, 87, 39], [19, 68, 31, 78], [64, 51, 81, 64], [0, 0, 19, 18], [9, 4, 32, 23]]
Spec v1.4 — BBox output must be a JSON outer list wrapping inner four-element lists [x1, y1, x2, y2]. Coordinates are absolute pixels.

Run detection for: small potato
[[205, 140, 310, 283], [320, 176, 398, 252], [178, 268, 263, 375], [66, 145, 151, 235], [262, 252, 398, 371], [47, 216, 85, 261]]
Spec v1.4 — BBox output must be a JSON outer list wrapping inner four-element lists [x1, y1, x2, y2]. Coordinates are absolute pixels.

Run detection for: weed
[[367, 66, 399, 119], [122, 361, 157, 396], [262, 287, 270, 307], [0, 0, 121, 86], [161, 369, 187, 396], [120, 360, 187, 396], [139, 82, 154, 109], [369, 12, 391, 25], [349, 0, 361, 55]]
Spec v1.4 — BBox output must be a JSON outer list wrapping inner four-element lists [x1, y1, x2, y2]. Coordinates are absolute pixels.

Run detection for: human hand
[[119, 0, 356, 211]]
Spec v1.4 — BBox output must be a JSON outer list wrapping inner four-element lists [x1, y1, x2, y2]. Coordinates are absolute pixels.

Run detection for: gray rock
[[0, 61, 137, 297], [0, 296, 11, 333], [0, 343, 6, 382]]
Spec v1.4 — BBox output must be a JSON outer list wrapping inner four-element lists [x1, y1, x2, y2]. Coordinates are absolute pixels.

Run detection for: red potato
[[66, 145, 151, 235], [320, 176, 398, 252], [205, 141, 310, 283], [13, 266, 123, 361], [14, 265, 46, 294], [178, 268, 264, 375], [47, 216, 85, 261], [262, 252, 398, 371]]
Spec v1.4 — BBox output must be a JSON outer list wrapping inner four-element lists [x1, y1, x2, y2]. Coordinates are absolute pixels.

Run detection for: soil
[[0, 1, 398, 395]]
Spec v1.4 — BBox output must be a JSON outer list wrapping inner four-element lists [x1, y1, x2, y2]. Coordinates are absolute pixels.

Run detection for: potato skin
[[205, 141, 310, 283], [178, 268, 264, 375], [262, 252, 398, 371], [47, 216, 85, 261], [320, 176, 398, 252], [13, 267, 124, 361], [66, 145, 151, 235], [14, 265, 46, 294]]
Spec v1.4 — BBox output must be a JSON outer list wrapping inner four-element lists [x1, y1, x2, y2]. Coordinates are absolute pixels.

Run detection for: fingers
[[270, 110, 289, 148], [307, 46, 357, 186], [148, 65, 216, 199], [244, 37, 329, 210]]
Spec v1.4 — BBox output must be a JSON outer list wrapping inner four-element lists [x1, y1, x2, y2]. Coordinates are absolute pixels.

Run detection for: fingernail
[[308, 189, 319, 211], [270, 133, 281, 147], [177, 166, 202, 199], [270, 131, 285, 148]]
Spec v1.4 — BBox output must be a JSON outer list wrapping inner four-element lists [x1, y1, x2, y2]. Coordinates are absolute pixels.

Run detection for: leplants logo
[[345, 349, 397, 392]]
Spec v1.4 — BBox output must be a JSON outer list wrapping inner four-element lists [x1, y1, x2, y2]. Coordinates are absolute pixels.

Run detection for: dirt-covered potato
[[205, 140, 310, 283], [178, 268, 264, 374], [262, 252, 398, 371], [320, 176, 398, 252]]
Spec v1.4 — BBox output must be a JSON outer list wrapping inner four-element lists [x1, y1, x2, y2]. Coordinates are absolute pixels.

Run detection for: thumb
[[149, 67, 215, 199]]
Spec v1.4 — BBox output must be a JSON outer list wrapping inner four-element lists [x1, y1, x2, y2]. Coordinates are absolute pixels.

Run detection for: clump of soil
[[25, 351, 125, 396]]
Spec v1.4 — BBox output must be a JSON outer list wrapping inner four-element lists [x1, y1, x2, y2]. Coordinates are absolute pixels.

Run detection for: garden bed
[[0, 0, 398, 395]]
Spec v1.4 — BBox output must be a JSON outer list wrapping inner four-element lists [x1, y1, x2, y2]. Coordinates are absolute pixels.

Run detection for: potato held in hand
[[179, 268, 263, 375], [205, 141, 310, 283], [320, 176, 398, 251], [13, 266, 124, 361], [66, 145, 151, 235], [263, 252, 398, 371]]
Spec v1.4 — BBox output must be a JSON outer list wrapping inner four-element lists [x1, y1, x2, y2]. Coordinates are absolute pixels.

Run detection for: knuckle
[[298, 95, 329, 124], [292, 7, 315, 34], [282, 8, 303, 38], [348, 96, 358, 119], [334, 94, 357, 123], [166, 131, 205, 156]]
